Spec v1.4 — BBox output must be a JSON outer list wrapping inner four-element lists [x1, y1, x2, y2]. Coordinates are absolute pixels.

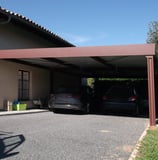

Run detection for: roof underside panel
[[100, 56, 147, 68], [58, 57, 106, 68]]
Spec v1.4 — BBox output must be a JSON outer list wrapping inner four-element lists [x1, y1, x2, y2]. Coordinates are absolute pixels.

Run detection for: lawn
[[135, 126, 158, 160]]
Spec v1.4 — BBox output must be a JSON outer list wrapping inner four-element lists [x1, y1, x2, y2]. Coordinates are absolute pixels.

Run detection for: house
[[0, 7, 81, 110]]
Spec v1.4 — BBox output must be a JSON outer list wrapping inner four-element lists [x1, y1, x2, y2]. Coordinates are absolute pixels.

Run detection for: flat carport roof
[[0, 43, 156, 126], [0, 43, 155, 58]]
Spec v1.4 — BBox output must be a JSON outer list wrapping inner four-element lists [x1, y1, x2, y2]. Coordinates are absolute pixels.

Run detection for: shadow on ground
[[50, 108, 149, 119], [0, 131, 25, 159]]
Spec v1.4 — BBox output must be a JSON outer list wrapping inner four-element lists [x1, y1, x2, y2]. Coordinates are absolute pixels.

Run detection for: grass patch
[[135, 127, 158, 160]]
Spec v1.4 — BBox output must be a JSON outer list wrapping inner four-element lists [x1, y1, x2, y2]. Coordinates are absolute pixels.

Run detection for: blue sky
[[0, 0, 158, 46]]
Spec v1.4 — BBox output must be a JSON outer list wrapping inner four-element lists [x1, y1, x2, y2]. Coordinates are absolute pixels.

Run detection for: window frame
[[18, 70, 30, 101]]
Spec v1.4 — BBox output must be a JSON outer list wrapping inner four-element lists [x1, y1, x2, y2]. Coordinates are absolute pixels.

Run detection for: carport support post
[[146, 56, 156, 126]]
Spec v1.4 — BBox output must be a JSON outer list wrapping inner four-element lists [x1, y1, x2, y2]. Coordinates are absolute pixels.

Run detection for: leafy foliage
[[147, 21, 158, 58], [147, 21, 158, 44]]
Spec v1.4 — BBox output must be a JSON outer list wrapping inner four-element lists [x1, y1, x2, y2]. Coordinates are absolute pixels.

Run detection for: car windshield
[[54, 86, 93, 95], [54, 87, 79, 94]]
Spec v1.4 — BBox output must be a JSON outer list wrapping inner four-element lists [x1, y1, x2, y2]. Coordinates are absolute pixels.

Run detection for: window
[[18, 70, 30, 100]]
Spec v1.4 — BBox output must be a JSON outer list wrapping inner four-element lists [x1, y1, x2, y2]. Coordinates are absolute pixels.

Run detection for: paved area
[[0, 109, 49, 116], [0, 111, 148, 160]]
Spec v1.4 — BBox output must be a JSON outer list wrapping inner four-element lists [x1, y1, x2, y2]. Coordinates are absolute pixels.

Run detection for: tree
[[147, 21, 158, 44], [147, 21, 158, 73], [147, 21, 158, 58]]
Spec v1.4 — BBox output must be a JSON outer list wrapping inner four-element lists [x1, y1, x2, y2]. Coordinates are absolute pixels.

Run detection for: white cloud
[[72, 35, 91, 43], [61, 33, 91, 44], [59, 32, 108, 46]]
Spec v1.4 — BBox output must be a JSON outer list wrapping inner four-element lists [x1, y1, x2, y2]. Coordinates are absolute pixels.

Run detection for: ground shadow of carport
[[0, 131, 25, 159]]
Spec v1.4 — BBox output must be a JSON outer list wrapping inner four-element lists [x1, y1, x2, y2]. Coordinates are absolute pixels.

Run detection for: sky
[[0, 0, 158, 46]]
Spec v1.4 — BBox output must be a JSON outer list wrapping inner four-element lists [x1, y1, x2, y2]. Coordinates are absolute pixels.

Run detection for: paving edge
[[128, 124, 149, 160], [0, 109, 49, 116]]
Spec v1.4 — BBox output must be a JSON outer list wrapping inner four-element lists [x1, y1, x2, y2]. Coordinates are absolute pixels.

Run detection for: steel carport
[[0, 43, 156, 126]]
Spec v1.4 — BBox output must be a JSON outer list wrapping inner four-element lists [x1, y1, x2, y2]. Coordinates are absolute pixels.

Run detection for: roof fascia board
[[0, 44, 155, 59]]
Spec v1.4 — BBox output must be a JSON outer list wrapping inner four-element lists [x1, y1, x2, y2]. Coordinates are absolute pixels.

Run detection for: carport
[[0, 43, 156, 126]]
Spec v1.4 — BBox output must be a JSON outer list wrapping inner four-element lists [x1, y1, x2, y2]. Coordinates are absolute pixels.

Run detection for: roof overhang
[[0, 43, 155, 59]]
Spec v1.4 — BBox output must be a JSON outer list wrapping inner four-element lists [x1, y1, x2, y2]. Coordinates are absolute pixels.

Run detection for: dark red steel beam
[[0, 44, 155, 59], [146, 56, 156, 126]]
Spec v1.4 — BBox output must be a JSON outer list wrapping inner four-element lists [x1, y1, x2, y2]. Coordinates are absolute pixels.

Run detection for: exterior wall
[[0, 60, 50, 110], [0, 22, 53, 110], [0, 23, 56, 49]]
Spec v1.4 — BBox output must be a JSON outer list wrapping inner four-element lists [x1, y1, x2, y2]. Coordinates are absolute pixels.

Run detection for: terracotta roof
[[0, 7, 75, 47]]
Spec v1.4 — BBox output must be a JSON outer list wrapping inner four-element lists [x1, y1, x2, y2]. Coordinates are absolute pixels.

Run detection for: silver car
[[48, 86, 92, 113]]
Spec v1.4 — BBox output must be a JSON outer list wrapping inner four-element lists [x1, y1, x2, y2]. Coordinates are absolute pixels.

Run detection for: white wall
[[0, 60, 50, 110]]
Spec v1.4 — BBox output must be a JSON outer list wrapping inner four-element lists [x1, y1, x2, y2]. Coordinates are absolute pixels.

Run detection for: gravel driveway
[[0, 111, 148, 160]]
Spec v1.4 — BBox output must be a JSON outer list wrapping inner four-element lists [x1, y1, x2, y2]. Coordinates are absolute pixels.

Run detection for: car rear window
[[106, 86, 135, 98]]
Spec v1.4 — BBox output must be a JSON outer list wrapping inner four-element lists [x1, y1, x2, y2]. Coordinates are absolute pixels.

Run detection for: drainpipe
[[0, 12, 11, 24], [146, 56, 156, 126]]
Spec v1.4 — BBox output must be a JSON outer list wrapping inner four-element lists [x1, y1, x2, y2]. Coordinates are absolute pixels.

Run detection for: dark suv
[[101, 85, 140, 115]]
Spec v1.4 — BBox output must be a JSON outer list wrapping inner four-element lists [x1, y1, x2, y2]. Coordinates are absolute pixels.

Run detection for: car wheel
[[52, 108, 57, 113]]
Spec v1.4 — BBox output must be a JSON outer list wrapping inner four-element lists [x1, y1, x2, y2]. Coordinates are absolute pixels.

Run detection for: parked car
[[48, 86, 92, 113], [101, 85, 140, 115]]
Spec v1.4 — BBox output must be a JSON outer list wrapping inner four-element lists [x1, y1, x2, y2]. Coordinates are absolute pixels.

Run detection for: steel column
[[146, 56, 156, 126]]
